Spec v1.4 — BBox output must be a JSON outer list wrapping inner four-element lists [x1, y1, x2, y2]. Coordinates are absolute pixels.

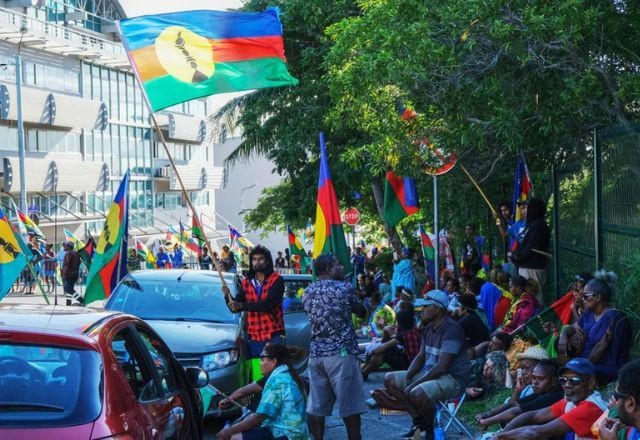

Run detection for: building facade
[[0, 0, 226, 249]]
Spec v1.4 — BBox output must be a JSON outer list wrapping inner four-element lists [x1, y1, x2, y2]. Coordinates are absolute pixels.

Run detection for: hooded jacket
[[512, 198, 550, 269]]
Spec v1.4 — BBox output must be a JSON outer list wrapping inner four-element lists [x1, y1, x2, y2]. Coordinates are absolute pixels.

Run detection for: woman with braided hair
[[558, 270, 632, 384], [217, 343, 309, 440]]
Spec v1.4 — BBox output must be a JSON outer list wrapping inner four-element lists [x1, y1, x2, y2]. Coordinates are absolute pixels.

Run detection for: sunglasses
[[559, 376, 587, 386], [613, 391, 631, 401]]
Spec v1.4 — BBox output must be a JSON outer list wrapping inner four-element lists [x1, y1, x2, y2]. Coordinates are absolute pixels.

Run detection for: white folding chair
[[439, 393, 474, 438]]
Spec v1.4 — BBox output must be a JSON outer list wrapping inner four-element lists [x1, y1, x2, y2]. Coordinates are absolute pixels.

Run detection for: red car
[[0, 304, 208, 439]]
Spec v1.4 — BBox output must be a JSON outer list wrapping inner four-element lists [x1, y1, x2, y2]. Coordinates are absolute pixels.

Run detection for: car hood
[[147, 320, 240, 353]]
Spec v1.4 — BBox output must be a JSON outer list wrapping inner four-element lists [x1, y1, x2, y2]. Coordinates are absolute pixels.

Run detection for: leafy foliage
[[213, 0, 640, 246]]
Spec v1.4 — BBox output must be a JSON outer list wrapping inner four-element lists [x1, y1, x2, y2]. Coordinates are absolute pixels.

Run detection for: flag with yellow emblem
[[84, 171, 130, 305], [0, 207, 31, 299]]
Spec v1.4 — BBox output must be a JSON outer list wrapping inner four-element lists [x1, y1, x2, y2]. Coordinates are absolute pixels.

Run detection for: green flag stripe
[[145, 58, 298, 111]]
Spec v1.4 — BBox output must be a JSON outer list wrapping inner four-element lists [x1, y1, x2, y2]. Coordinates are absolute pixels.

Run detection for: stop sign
[[344, 207, 360, 226]]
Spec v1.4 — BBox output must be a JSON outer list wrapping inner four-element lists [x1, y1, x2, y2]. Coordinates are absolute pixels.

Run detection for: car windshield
[[284, 278, 311, 298], [0, 343, 102, 428], [107, 275, 237, 323]]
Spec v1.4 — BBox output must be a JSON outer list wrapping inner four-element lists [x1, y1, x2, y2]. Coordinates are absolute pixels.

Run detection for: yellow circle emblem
[[155, 26, 215, 84]]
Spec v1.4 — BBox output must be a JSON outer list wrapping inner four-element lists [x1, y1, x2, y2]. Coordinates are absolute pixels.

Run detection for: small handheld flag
[[512, 153, 533, 220]]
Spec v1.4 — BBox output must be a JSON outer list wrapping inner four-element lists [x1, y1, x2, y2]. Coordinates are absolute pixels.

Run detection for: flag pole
[[116, 22, 230, 302], [149, 114, 231, 297], [433, 176, 439, 290], [459, 163, 500, 219]]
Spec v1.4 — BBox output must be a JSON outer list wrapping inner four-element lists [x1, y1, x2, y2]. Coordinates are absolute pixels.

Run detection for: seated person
[[492, 358, 607, 440], [467, 332, 513, 388], [216, 343, 309, 440], [455, 294, 490, 347], [599, 359, 640, 440], [477, 359, 563, 429], [500, 275, 540, 335], [382, 290, 470, 438], [470, 332, 513, 360], [466, 350, 509, 399], [361, 309, 422, 380], [570, 273, 593, 322], [559, 271, 631, 384], [368, 292, 396, 338]]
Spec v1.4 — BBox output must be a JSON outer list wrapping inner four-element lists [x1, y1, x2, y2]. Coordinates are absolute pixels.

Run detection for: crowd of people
[[211, 200, 637, 440]]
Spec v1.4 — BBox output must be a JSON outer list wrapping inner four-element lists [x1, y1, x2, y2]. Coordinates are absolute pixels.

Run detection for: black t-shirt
[[518, 390, 564, 413], [458, 312, 490, 347]]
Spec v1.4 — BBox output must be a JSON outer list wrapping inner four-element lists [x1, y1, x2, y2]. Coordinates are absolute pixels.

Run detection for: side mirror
[[185, 367, 209, 388]]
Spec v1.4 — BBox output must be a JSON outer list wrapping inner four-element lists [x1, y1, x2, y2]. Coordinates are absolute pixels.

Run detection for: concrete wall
[[213, 136, 289, 255]]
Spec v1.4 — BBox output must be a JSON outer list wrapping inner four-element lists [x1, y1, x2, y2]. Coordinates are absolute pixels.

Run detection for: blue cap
[[423, 290, 449, 310], [559, 357, 596, 377]]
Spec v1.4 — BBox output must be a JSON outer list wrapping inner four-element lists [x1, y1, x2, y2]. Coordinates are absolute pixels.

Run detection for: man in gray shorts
[[385, 290, 471, 438], [302, 254, 367, 440]]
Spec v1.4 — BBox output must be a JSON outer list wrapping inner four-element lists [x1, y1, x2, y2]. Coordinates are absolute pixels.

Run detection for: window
[[111, 330, 157, 401], [137, 329, 178, 395]]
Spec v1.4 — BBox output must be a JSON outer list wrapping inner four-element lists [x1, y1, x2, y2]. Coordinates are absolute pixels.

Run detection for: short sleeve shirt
[[257, 365, 309, 440], [303, 279, 361, 357], [549, 392, 607, 439], [421, 316, 471, 388]]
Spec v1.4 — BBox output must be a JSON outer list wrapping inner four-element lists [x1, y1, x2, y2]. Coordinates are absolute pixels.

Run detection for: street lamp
[[240, 183, 257, 232], [16, 22, 28, 212]]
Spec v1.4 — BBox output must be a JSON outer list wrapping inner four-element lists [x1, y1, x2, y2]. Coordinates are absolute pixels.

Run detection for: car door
[[133, 325, 201, 439], [110, 325, 195, 439]]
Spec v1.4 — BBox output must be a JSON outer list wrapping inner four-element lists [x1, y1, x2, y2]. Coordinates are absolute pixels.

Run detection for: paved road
[[203, 370, 474, 440]]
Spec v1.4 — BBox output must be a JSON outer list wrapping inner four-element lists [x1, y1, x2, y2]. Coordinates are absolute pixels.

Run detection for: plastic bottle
[[434, 409, 446, 440]]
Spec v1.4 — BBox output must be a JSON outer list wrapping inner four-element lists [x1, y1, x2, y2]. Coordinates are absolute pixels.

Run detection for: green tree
[[213, 0, 640, 248]]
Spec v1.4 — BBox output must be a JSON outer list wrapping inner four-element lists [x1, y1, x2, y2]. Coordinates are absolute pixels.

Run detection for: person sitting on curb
[[361, 307, 422, 381], [476, 359, 563, 429], [492, 357, 607, 439], [466, 350, 510, 400], [599, 359, 640, 440], [216, 343, 309, 440]]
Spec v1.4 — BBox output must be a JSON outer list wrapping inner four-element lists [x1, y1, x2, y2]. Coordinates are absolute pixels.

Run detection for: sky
[[118, 0, 243, 17]]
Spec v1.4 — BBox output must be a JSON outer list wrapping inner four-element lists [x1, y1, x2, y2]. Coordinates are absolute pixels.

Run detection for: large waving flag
[[117, 8, 298, 112], [312, 133, 350, 270], [419, 225, 436, 280], [512, 153, 533, 220], [287, 226, 311, 273], [383, 170, 420, 227], [84, 171, 130, 305], [0, 207, 30, 300]]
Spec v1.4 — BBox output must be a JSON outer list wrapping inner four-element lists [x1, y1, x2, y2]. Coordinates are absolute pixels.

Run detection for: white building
[[0, 0, 229, 251]]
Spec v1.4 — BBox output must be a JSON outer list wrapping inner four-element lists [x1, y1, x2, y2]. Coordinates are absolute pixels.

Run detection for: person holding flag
[[511, 198, 551, 294], [61, 241, 81, 305], [222, 245, 285, 381]]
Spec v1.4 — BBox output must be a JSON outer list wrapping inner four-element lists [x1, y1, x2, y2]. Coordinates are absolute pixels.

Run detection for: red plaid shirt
[[240, 272, 285, 342], [399, 327, 423, 362]]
